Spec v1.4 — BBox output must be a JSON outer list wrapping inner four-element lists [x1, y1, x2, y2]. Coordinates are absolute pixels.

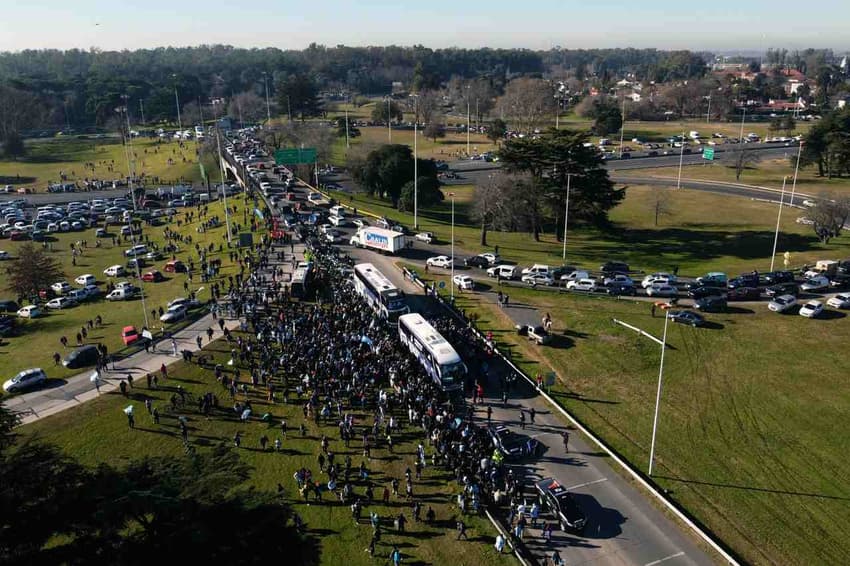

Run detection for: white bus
[[398, 313, 466, 392], [290, 265, 312, 298], [353, 263, 409, 322]]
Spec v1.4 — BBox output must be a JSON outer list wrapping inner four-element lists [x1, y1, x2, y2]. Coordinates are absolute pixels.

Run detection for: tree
[[352, 144, 438, 206], [228, 91, 269, 125], [495, 78, 555, 134], [423, 119, 445, 143], [398, 176, 443, 212], [592, 104, 623, 137], [181, 101, 203, 126], [487, 118, 507, 145], [334, 116, 360, 139], [275, 74, 322, 120], [649, 187, 672, 226], [808, 195, 850, 243], [798, 108, 850, 178], [5, 243, 65, 300], [472, 174, 511, 246], [2, 131, 25, 160], [371, 100, 403, 125], [725, 147, 760, 181], [412, 90, 441, 126]]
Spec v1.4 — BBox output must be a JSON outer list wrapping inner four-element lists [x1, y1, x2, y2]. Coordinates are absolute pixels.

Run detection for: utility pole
[[648, 313, 670, 476], [619, 96, 626, 158], [562, 174, 571, 261], [344, 109, 350, 149], [139, 99, 146, 125]]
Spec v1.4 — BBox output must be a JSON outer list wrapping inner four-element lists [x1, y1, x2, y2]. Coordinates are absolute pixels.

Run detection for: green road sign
[[275, 147, 317, 165], [703, 147, 715, 161]]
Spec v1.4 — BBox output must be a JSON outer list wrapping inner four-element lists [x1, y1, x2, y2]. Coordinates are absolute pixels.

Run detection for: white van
[[106, 288, 134, 301], [329, 215, 348, 227], [689, 131, 701, 140], [329, 205, 346, 218], [521, 264, 551, 276], [487, 265, 519, 280], [198, 193, 211, 203], [124, 244, 148, 257], [560, 270, 590, 282]]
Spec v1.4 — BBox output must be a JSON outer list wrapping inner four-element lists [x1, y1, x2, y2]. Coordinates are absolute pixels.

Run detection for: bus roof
[[398, 313, 462, 365], [354, 263, 399, 294]]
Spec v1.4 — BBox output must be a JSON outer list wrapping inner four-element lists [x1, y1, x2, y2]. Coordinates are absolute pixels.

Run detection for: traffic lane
[[344, 244, 714, 565]]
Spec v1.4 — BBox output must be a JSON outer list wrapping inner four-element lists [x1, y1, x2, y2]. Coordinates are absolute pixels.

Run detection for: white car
[[352, 219, 369, 229], [522, 273, 555, 286], [426, 256, 453, 269], [167, 297, 199, 309], [799, 300, 824, 318], [160, 304, 188, 323], [646, 284, 678, 298], [415, 232, 434, 244], [768, 294, 798, 313], [522, 263, 550, 276], [827, 293, 850, 309], [46, 297, 77, 309], [50, 281, 72, 294], [487, 265, 519, 280], [604, 274, 634, 286], [103, 265, 125, 278], [641, 273, 676, 288], [800, 276, 829, 292], [452, 275, 475, 290], [480, 253, 501, 266], [560, 270, 589, 282], [0, 250, 9, 260], [3, 368, 47, 393], [74, 274, 96, 286], [17, 305, 42, 318], [566, 278, 598, 292]]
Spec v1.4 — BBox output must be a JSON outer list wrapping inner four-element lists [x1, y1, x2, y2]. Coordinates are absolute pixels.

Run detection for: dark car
[[762, 270, 795, 285], [726, 287, 761, 301], [62, 345, 100, 369], [487, 425, 541, 460], [464, 255, 490, 269], [0, 315, 15, 337], [605, 282, 637, 296], [600, 261, 630, 274], [688, 286, 726, 300], [534, 477, 587, 533], [728, 274, 760, 289], [838, 261, 850, 276], [0, 300, 19, 313], [685, 279, 726, 290], [668, 310, 705, 327], [694, 295, 727, 312], [551, 265, 579, 280], [765, 283, 799, 298]]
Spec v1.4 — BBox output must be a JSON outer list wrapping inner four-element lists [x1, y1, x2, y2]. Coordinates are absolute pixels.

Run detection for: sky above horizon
[[0, 0, 847, 53]]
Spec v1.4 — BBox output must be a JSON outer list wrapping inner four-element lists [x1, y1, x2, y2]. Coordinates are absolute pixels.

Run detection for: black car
[[0, 300, 19, 313], [0, 315, 15, 337], [605, 282, 637, 296], [694, 295, 727, 312], [688, 286, 726, 300], [534, 477, 587, 533], [488, 425, 541, 460], [600, 261, 630, 274], [765, 282, 798, 298], [551, 265, 579, 280], [464, 255, 490, 269], [838, 261, 850, 276], [62, 344, 100, 369], [762, 270, 795, 284], [726, 287, 761, 301], [728, 274, 760, 289], [668, 310, 705, 327]]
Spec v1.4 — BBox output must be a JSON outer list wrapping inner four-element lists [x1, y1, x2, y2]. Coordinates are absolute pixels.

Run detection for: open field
[[19, 335, 513, 566], [0, 197, 261, 387], [0, 137, 204, 189], [332, 184, 850, 276], [394, 271, 850, 566]]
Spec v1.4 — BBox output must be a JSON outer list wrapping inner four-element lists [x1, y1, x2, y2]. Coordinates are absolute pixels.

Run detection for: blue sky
[[0, 0, 847, 52]]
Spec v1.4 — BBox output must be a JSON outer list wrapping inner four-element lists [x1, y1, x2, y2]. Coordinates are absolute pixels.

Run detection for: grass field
[[19, 334, 513, 566], [0, 136, 204, 189], [332, 184, 850, 277], [392, 279, 850, 566], [0, 196, 261, 387]]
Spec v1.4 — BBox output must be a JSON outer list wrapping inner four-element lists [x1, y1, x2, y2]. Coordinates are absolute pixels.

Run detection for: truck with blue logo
[[350, 227, 406, 254]]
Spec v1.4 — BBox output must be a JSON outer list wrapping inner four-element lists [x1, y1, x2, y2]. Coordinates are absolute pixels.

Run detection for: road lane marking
[[644, 551, 685, 566], [565, 477, 608, 490]]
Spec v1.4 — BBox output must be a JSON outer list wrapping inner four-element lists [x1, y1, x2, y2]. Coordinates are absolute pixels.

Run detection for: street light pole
[[263, 72, 272, 124], [212, 99, 233, 243], [450, 192, 456, 300], [173, 76, 182, 131], [619, 97, 626, 158], [738, 107, 747, 143], [344, 109, 350, 149], [676, 130, 686, 190], [648, 312, 670, 477], [706, 93, 712, 124], [770, 176, 788, 272], [414, 119, 419, 230], [788, 140, 804, 207], [387, 97, 392, 143], [466, 101, 471, 157], [562, 174, 571, 261]]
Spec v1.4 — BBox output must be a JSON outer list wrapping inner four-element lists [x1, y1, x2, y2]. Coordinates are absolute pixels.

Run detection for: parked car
[[426, 256, 452, 269], [762, 271, 795, 284], [768, 294, 798, 313], [688, 285, 726, 300], [800, 276, 830, 292], [799, 300, 824, 318], [17, 305, 42, 318], [560, 270, 590, 283], [603, 273, 634, 286], [3, 368, 47, 393], [697, 272, 728, 286], [726, 287, 761, 301], [414, 232, 434, 244], [728, 274, 760, 289], [486, 265, 518, 280], [487, 425, 541, 460], [63, 344, 100, 368], [765, 283, 798, 298], [46, 297, 76, 309], [646, 284, 678, 298], [517, 324, 552, 345], [605, 282, 637, 296], [668, 310, 706, 327], [534, 477, 587, 533], [827, 293, 850, 309], [0, 300, 19, 313], [480, 253, 501, 265], [694, 296, 727, 312], [103, 265, 125, 278], [142, 270, 165, 282], [164, 260, 187, 273], [74, 274, 96, 286], [522, 264, 550, 276], [464, 255, 490, 269], [160, 304, 188, 323], [566, 278, 597, 292], [121, 325, 141, 345], [600, 261, 629, 273], [641, 273, 677, 288], [50, 281, 72, 294], [452, 275, 475, 290]]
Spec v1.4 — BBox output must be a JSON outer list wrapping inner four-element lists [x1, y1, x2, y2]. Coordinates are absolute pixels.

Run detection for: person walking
[[562, 430, 569, 453], [456, 520, 468, 540], [519, 410, 526, 430], [529, 407, 536, 425], [495, 533, 506, 553], [126, 410, 135, 429]]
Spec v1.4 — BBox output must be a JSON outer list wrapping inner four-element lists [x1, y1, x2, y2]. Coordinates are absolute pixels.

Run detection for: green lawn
[[333, 184, 850, 277], [20, 334, 513, 566], [0, 137, 204, 189], [0, 196, 262, 387], [407, 282, 850, 566]]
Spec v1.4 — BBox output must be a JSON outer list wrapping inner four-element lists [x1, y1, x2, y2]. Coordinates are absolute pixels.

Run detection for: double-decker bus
[[398, 313, 466, 392], [353, 263, 409, 322]]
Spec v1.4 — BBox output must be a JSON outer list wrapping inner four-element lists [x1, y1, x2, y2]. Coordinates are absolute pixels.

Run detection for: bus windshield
[[439, 362, 466, 384]]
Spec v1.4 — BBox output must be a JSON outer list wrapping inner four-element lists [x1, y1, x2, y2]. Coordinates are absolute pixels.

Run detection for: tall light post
[[262, 72, 272, 124], [676, 130, 686, 190], [706, 93, 712, 124], [738, 106, 747, 143], [344, 108, 351, 149], [618, 96, 626, 158], [412, 94, 419, 230], [173, 74, 182, 131], [212, 98, 233, 243], [387, 97, 392, 142], [562, 174, 571, 261], [788, 140, 804, 207], [648, 312, 671, 476], [466, 100, 471, 157], [449, 192, 456, 300], [770, 176, 788, 272]]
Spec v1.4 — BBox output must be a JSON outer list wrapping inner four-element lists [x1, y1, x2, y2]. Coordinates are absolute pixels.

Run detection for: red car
[[164, 260, 186, 273], [121, 325, 140, 345], [9, 230, 29, 241], [142, 270, 165, 282]]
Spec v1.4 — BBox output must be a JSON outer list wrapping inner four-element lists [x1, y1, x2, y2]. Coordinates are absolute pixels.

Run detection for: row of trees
[[797, 107, 850, 178]]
